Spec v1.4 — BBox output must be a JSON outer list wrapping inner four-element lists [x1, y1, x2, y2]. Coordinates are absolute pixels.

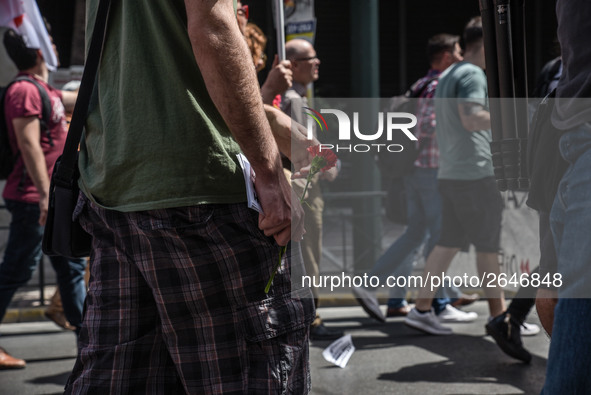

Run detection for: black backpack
[[0, 76, 52, 180], [531, 57, 562, 99]]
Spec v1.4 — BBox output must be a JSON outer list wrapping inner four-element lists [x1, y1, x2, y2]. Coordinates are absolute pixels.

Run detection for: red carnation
[[307, 145, 338, 173]]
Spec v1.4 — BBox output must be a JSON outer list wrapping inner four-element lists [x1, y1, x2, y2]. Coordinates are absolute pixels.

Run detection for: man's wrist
[[261, 84, 276, 105]]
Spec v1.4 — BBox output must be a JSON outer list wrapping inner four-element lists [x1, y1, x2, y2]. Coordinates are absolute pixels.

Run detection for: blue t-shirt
[[434, 62, 494, 181]]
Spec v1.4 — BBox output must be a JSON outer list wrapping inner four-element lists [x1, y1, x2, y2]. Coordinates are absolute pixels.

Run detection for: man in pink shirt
[[0, 29, 86, 369]]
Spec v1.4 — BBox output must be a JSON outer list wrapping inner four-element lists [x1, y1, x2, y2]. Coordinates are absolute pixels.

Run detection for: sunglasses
[[294, 55, 319, 62]]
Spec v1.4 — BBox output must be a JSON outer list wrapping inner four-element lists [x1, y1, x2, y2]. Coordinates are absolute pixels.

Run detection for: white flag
[[0, 0, 24, 29], [0, 0, 58, 72], [18, 0, 59, 71]]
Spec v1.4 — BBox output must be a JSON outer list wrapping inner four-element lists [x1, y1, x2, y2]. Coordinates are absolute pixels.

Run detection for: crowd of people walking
[[1, 0, 590, 393]]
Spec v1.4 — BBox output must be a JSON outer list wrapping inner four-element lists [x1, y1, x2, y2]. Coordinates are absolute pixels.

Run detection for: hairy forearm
[[185, 0, 281, 179]]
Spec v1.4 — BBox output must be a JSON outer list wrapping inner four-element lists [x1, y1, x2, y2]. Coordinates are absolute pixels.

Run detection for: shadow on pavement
[[311, 318, 546, 394], [29, 371, 71, 387], [0, 329, 68, 338], [24, 355, 76, 364]]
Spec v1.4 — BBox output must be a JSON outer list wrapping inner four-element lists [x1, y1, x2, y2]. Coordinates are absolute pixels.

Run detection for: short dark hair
[[3, 29, 39, 71], [463, 16, 483, 50], [426, 34, 460, 64]]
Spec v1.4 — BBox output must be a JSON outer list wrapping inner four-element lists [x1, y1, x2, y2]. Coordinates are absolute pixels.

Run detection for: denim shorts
[[437, 177, 504, 253]]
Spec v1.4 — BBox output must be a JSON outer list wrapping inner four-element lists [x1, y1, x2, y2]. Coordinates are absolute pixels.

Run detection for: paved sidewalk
[[0, 301, 549, 394], [3, 285, 57, 324], [310, 303, 549, 394]]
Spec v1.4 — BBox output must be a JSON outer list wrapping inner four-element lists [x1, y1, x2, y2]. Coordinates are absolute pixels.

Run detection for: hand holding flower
[[265, 145, 338, 293]]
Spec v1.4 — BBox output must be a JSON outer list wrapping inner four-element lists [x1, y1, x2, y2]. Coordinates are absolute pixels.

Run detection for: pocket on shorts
[[136, 205, 214, 232], [239, 296, 314, 343], [246, 327, 310, 395], [239, 205, 278, 246]]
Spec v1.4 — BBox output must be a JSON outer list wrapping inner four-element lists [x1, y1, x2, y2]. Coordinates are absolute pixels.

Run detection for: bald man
[[281, 39, 341, 341]]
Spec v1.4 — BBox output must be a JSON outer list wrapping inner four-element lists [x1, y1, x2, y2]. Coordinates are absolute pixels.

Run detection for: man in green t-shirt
[[405, 17, 506, 336], [65, 1, 315, 393]]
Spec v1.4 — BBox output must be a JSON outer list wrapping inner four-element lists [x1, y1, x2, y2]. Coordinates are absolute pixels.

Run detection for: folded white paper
[[322, 334, 355, 368], [236, 153, 263, 214]]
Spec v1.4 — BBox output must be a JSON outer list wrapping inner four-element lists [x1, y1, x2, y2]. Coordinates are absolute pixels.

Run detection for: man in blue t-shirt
[[405, 17, 506, 336]]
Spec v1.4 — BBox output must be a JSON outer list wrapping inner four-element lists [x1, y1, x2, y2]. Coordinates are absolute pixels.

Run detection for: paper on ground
[[236, 153, 263, 214], [322, 334, 355, 368]]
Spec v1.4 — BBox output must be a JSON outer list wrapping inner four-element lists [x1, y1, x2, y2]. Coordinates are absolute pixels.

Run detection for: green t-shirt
[[434, 62, 494, 181], [80, 0, 246, 211]]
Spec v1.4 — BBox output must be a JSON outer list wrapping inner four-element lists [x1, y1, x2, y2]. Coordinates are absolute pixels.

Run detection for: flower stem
[[265, 245, 287, 294], [265, 171, 316, 294], [299, 176, 313, 204]]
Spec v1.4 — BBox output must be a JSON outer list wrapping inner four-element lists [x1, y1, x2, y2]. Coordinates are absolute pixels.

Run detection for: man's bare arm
[[184, 0, 303, 245], [458, 102, 491, 131], [60, 90, 78, 113], [264, 104, 318, 171], [261, 56, 292, 105], [12, 117, 50, 225]]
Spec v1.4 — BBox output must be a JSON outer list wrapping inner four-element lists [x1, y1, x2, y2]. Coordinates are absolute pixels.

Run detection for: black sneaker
[[485, 312, 532, 363], [310, 323, 344, 341]]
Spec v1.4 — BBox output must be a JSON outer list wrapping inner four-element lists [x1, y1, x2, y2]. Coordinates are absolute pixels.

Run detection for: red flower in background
[[307, 145, 338, 172], [272, 94, 282, 109]]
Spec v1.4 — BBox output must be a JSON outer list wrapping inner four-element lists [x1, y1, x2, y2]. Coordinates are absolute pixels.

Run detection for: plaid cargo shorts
[[65, 194, 315, 394]]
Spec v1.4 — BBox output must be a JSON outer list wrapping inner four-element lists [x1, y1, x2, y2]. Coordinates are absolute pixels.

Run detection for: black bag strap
[[53, 0, 112, 188], [3, 76, 53, 147], [408, 76, 438, 99], [12, 76, 52, 133]]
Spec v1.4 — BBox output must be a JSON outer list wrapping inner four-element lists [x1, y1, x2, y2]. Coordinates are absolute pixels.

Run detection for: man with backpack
[[0, 29, 86, 369], [353, 34, 478, 323]]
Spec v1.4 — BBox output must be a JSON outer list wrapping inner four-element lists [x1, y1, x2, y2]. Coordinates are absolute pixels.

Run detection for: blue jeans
[[0, 199, 87, 329], [370, 168, 455, 313], [542, 125, 591, 393]]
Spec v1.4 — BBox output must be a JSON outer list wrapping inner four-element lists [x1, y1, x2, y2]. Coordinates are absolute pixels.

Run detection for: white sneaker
[[404, 308, 453, 335], [437, 304, 478, 323], [521, 322, 541, 336], [352, 287, 385, 322], [486, 316, 541, 337]]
